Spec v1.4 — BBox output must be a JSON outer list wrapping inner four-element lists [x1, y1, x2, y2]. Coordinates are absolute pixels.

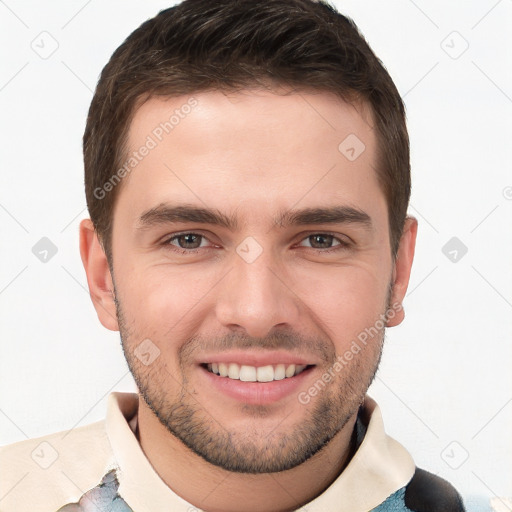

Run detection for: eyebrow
[[137, 203, 372, 231]]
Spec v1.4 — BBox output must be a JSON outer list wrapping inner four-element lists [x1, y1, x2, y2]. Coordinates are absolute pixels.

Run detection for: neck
[[136, 398, 359, 512]]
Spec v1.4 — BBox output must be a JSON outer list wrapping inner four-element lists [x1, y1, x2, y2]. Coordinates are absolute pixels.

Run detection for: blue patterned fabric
[[54, 468, 465, 511], [371, 469, 467, 512], [57, 470, 133, 512], [372, 487, 410, 511]]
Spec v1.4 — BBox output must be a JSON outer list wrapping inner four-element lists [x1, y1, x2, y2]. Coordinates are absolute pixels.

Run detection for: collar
[[306, 396, 415, 511], [106, 392, 415, 511]]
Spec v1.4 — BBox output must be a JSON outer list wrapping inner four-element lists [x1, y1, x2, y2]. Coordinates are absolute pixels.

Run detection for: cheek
[[293, 264, 389, 346], [115, 262, 210, 341]]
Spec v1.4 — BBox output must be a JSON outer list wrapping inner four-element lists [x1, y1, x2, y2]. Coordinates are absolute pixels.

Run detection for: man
[[0, 0, 466, 510]]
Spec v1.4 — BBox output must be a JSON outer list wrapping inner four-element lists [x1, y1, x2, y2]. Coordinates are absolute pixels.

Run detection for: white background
[[1, 1, 511, 510]]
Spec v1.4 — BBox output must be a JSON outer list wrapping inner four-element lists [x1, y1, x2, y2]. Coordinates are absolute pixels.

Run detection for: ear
[[387, 216, 418, 327], [79, 219, 119, 331]]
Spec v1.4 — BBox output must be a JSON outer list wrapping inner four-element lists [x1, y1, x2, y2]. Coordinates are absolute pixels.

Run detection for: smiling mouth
[[202, 362, 314, 382]]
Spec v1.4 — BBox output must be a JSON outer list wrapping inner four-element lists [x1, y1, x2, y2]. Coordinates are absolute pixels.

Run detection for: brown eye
[[307, 234, 336, 249], [168, 233, 206, 249], [296, 233, 351, 253], [299, 234, 343, 250]]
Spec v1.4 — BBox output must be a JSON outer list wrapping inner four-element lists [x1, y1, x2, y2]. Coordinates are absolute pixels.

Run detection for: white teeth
[[295, 365, 306, 376], [218, 363, 228, 377], [228, 363, 240, 379], [239, 365, 257, 382], [274, 364, 286, 380], [256, 365, 274, 382], [207, 362, 308, 381], [285, 364, 296, 378]]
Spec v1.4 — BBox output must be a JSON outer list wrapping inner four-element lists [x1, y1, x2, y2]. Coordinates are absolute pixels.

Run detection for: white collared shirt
[[0, 392, 415, 511]]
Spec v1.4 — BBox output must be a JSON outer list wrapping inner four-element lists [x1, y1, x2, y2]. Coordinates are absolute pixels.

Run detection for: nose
[[214, 247, 301, 339]]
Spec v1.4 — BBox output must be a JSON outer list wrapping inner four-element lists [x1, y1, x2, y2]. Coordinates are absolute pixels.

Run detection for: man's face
[[108, 88, 396, 473]]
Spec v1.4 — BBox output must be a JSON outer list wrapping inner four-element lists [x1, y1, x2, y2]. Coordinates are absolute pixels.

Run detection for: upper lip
[[198, 350, 317, 367]]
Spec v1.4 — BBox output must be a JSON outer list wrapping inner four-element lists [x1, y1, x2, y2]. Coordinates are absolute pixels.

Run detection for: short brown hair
[[83, 0, 410, 261]]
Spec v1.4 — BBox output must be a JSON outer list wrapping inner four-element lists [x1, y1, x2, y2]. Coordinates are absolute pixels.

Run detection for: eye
[[298, 233, 348, 251], [165, 232, 211, 251], [161, 232, 350, 254]]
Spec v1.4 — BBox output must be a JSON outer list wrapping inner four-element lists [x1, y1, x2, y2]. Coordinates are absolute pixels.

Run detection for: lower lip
[[200, 365, 314, 405]]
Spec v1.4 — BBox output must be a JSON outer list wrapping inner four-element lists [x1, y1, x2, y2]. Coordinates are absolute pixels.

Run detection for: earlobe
[[79, 219, 119, 331], [386, 216, 418, 327]]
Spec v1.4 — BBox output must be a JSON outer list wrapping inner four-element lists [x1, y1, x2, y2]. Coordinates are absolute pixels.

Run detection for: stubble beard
[[115, 292, 387, 474]]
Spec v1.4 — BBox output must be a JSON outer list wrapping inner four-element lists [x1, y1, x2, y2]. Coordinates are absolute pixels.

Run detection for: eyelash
[[162, 232, 351, 255]]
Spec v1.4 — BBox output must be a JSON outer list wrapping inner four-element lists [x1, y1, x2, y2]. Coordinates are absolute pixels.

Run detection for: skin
[[80, 87, 417, 512]]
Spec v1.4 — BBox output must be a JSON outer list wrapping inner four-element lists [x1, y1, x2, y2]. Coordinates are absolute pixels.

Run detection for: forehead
[[115, 88, 383, 228]]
